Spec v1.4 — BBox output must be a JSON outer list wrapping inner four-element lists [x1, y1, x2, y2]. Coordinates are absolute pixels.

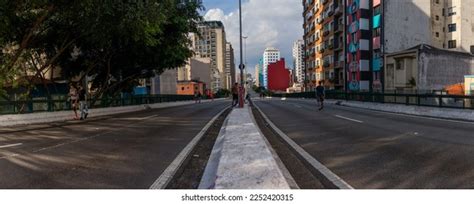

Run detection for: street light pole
[[238, 0, 244, 108]]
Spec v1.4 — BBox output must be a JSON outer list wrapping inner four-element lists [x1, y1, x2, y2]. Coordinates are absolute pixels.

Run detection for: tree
[[0, 0, 203, 103]]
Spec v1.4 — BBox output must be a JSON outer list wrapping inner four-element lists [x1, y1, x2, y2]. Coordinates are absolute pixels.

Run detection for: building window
[[447, 7, 456, 16], [435, 0, 439, 4], [435, 32, 439, 37], [448, 23, 456, 32], [448, 40, 457, 48], [435, 15, 439, 21]]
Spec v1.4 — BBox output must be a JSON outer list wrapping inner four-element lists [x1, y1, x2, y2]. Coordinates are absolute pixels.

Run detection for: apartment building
[[225, 43, 236, 90], [262, 47, 281, 88], [192, 21, 228, 92], [292, 39, 306, 84], [304, 0, 474, 92], [303, 0, 345, 90]]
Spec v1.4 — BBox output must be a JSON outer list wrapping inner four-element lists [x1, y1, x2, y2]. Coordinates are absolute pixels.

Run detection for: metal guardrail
[[272, 91, 474, 110], [0, 94, 195, 115]]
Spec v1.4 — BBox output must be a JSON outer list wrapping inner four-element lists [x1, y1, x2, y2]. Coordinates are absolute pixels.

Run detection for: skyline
[[202, 0, 304, 77]]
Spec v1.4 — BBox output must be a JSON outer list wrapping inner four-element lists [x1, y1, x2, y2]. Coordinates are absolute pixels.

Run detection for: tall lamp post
[[243, 36, 248, 82], [238, 0, 245, 108]]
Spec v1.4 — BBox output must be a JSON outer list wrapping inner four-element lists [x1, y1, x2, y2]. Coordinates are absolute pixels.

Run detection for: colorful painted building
[[267, 58, 291, 92]]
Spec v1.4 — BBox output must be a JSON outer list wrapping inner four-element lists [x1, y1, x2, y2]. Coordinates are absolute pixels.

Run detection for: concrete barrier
[[325, 99, 474, 122], [199, 105, 293, 189], [0, 99, 222, 127]]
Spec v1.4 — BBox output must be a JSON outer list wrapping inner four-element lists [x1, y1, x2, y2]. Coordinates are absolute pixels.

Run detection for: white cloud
[[204, 0, 303, 77]]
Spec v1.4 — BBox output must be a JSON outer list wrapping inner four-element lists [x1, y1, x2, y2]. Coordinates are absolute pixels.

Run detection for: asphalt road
[[0, 100, 229, 189], [254, 98, 474, 189]]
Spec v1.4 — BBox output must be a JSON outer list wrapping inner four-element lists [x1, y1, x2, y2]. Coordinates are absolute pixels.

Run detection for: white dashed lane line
[[334, 115, 363, 123], [0, 143, 23, 149]]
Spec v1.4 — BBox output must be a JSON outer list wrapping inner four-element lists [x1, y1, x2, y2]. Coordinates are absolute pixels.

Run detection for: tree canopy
[[0, 0, 203, 99]]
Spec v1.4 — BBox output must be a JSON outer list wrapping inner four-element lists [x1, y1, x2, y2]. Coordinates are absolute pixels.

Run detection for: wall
[[267, 59, 290, 92], [384, 0, 433, 53], [191, 58, 212, 88], [418, 50, 474, 90]]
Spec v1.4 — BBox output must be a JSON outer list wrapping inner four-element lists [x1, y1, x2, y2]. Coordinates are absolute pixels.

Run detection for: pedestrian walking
[[231, 83, 239, 107], [78, 85, 89, 120], [244, 82, 251, 104], [68, 83, 79, 120], [315, 81, 325, 111], [194, 87, 202, 104]]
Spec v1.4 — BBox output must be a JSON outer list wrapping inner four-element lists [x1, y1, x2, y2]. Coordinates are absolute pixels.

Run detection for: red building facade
[[268, 58, 291, 92]]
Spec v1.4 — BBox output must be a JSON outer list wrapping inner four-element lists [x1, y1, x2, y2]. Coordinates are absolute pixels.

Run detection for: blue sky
[[200, 0, 303, 77]]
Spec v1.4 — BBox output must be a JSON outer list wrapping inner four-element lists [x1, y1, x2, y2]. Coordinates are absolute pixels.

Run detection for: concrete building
[[177, 80, 205, 95], [268, 58, 291, 92], [430, 0, 474, 53], [303, 0, 345, 90], [262, 47, 281, 88], [254, 64, 260, 86], [177, 57, 212, 90], [225, 43, 236, 90], [384, 44, 474, 92], [150, 69, 178, 95], [343, 0, 474, 92], [292, 39, 305, 84], [193, 21, 227, 92]]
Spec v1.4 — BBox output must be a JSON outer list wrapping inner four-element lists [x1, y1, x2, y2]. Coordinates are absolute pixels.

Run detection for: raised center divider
[[199, 105, 291, 189]]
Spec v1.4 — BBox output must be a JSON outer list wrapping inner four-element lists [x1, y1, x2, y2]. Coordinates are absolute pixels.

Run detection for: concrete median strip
[[199, 105, 292, 189], [253, 103, 354, 189], [149, 106, 229, 189]]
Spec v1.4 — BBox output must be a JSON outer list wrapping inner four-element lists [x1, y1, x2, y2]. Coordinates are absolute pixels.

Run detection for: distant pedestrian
[[231, 83, 239, 107], [78, 85, 89, 120], [315, 81, 325, 111], [245, 82, 251, 104], [68, 83, 79, 120], [194, 87, 202, 104]]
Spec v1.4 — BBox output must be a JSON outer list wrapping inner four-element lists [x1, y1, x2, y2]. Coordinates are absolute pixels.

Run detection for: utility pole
[[238, 0, 244, 108]]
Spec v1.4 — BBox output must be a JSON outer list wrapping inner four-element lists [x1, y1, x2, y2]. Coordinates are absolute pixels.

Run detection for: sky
[[201, 0, 304, 77]]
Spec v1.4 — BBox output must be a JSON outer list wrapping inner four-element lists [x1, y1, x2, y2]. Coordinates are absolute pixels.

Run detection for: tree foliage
[[0, 0, 203, 99]]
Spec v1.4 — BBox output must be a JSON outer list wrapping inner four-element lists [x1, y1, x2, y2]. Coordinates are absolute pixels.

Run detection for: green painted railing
[[272, 91, 474, 110], [0, 94, 195, 115]]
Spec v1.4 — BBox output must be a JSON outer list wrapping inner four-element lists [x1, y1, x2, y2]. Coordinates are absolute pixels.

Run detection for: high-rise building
[[225, 43, 236, 90], [303, 0, 345, 91], [345, 0, 474, 92], [255, 64, 260, 86], [262, 47, 281, 88], [292, 39, 306, 84], [302, 0, 474, 92], [430, 0, 474, 53], [193, 21, 227, 92]]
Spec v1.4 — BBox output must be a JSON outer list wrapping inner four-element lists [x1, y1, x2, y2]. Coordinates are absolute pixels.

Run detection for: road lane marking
[[253, 103, 353, 189], [334, 115, 363, 123], [150, 106, 230, 189], [0, 143, 23, 149]]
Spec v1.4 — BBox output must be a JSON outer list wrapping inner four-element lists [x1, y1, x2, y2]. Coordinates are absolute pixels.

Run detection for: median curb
[[199, 105, 292, 189]]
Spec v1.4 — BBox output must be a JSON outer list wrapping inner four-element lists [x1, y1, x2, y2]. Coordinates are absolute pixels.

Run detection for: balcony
[[334, 25, 343, 33], [318, 48, 325, 54], [334, 61, 343, 68], [334, 6, 342, 16], [323, 30, 330, 36], [327, 43, 334, 50], [323, 61, 330, 68]]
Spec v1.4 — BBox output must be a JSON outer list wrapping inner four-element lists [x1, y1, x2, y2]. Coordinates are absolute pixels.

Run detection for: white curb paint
[[199, 105, 291, 189]]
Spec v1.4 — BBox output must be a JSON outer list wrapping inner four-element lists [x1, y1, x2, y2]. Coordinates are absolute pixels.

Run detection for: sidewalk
[[199, 105, 294, 189], [0, 99, 224, 127]]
